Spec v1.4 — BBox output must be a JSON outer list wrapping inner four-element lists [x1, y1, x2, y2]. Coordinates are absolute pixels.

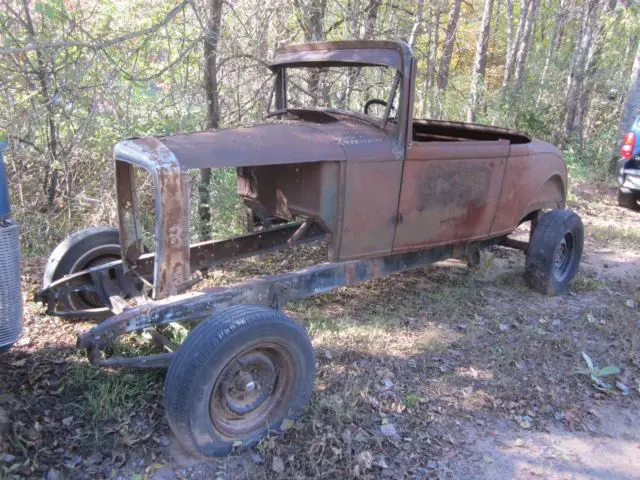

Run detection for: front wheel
[[524, 210, 584, 296], [164, 305, 315, 457], [618, 189, 639, 210], [43, 226, 121, 314]]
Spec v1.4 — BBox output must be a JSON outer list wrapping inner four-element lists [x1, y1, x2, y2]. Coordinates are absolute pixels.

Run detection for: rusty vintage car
[[36, 40, 584, 456]]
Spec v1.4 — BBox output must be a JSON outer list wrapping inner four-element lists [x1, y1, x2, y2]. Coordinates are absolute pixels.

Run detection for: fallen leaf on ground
[[357, 451, 373, 470], [380, 423, 397, 437], [272, 456, 285, 473]]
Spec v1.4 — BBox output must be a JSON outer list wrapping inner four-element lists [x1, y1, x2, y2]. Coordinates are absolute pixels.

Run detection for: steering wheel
[[364, 98, 389, 115]]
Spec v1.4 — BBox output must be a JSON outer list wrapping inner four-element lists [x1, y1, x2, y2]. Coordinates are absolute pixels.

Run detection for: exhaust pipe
[[0, 141, 22, 354]]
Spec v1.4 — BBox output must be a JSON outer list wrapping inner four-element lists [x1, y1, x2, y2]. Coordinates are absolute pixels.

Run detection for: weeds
[[5, 183, 640, 478], [571, 274, 605, 292], [403, 394, 421, 408], [579, 351, 621, 392], [588, 224, 640, 249], [64, 366, 163, 425]]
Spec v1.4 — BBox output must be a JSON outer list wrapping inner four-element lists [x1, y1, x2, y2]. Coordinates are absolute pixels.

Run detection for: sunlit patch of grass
[[571, 274, 605, 292], [287, 271, 481, 359], [302, 312, 457, 359], [589, 224, 640, 249], [109, 332, 159, 358], [63, 365, 163, 427]]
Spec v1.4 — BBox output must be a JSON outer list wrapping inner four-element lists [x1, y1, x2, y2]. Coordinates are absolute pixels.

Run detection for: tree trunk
[[405, 0, 425, 114], [407, 0, 425, 48], [575, 0, 616, 141], [294, 0, 327, 104], [513, 0, 539, 85], [502, 0, 514, 87], [199, 0, 224, 239], [340, 0, 380, 107], [297, 0, 326, 42], [612, 40, 640, 169], [562, 0, 598, 144], [436, 0, 462, 113], [536, 0, 568, 105], [468, 0, 494, 122], [503, 0, 529, 87], [426, 0, 442, 117], [364, 0, 381, 40], [494, 0, 503, 31]]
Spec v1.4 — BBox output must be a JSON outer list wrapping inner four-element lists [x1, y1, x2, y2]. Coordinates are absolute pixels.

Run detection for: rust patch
[[155, 167, 190, 298], [491, 143, 566, 235], [115, 161, 144, 266], [394, 141, 509, 251]]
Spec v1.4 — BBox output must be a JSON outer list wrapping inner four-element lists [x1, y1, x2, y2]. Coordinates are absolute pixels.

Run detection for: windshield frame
[[265, 41, 415, 160], [265, 66, 402, 131]]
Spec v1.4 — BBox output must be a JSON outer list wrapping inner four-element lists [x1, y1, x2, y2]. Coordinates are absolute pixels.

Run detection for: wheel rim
[[209, 343, 295, 439], [553, 232, 575, 283], [67, 245, 121, 309]]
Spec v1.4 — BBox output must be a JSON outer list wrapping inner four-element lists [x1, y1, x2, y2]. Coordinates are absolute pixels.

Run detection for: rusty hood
[[117, 119, 398, 170]]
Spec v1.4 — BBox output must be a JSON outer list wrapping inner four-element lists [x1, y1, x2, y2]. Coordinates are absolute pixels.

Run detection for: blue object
[[631, 117, 640, 157], [0, 142, 9, 222], [0, 141, 22, 353]]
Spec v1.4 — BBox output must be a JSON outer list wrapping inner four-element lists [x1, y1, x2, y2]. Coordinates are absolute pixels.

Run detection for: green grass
[[571, 274, 605, 292], [589, 224, 640, 249], [403, 393, 421, 408], [63, 366, 163, 427]]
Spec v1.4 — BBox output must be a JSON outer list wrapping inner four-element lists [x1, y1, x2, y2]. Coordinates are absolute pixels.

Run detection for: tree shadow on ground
[[0, 344, 170, 479], [3, 240, 639, 479]]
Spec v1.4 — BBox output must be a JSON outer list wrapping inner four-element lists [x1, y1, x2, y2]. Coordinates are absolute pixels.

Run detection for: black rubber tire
[[524, 210, 584, 296], [43, 226, 121, 311], [617, 189, 639, 210], [164, 305, 315, 457]]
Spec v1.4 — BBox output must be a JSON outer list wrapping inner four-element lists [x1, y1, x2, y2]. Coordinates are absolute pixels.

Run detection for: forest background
[[1, 0, 639, 253]]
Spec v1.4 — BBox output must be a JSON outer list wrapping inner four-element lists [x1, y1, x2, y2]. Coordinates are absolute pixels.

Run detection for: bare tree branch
[[0, 0, 191, 55]]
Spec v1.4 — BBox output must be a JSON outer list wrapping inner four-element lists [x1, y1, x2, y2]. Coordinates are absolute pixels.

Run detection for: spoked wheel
[[525, 209, 584, 295], [164, 305, 315, 457], [43, 227, 122, 315]]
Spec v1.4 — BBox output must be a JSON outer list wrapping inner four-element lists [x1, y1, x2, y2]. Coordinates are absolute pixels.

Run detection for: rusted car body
[[75, 41, 564, 298], [36, 40, 580, 456], [38, 38, 571, 355]]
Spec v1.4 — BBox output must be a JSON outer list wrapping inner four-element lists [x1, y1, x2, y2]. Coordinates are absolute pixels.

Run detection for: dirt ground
[[1, 182, 639, 480]]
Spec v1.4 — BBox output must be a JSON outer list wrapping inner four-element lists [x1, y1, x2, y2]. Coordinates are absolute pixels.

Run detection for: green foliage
[[64, 365, 162, 426], [580, 351, 621, 392], [2, 0, 640, 255], [191, 168, 245, 241], [403, 393, 421, 408]]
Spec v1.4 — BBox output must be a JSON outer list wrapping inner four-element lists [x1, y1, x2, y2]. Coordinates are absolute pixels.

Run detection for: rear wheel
[[617, 189, 639, 210], [524, 210, 584, 295], [43, 227, 121, 314], [164, 305, 315, 457]]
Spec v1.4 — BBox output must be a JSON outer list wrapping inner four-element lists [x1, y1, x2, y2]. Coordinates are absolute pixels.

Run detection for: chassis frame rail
[[78, 237, 505, 368], [36, 220, 326, 319]]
